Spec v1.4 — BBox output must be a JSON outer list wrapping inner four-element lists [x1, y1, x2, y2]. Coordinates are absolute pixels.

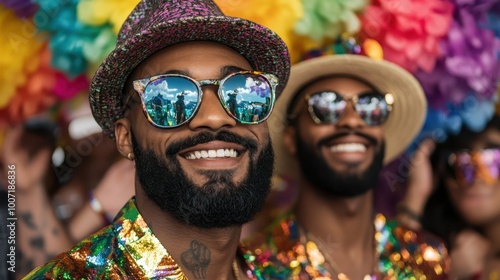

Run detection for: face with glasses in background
[[115, 41, 275, 228], [444, 122, 500, 226], [284, 76, 388, 197]]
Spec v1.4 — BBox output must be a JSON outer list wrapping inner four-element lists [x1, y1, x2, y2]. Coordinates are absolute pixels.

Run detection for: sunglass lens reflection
[[220, 73, 273, 123], [354, 94, 389, 126], [143, 77, 199, 127], [309, 91, 389, 125], [308, 92, 346, 123]]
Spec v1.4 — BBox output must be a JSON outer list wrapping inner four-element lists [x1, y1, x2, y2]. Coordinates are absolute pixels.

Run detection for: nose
[[335, 102, 366, 129], [188, 86, 237, 130]]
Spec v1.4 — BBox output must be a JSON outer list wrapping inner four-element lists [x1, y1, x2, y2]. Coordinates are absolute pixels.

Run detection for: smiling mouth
[[184, 148, 240, 159], [329, 143, 367, 153]]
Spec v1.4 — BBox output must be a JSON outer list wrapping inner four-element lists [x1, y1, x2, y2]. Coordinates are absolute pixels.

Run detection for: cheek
[[446, 177, 500, 224], [253, 122, 271, 145], [130, 114, 173, 154], [445, 177, 463, 206], [369, 126, 384, 144], [298, 128, 320, 149], [297, 118, 331, 146]]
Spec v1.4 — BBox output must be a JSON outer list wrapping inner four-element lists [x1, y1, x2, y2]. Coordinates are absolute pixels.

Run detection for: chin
[[460, 209, 497, 226], [328, 162, 371, 176]]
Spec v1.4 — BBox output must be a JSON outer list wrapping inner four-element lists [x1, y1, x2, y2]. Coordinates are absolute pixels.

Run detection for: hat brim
[[90, 16, 290, 137], [268, 55, 427, 180]]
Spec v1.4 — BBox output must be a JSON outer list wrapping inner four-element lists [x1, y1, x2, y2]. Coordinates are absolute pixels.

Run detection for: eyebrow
[[161, 66, 248, 79]]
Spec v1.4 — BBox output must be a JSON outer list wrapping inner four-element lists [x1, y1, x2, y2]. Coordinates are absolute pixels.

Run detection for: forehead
[[470, 128, 500, 150], [446, 126, 500, 151], [299, 76, 376, 97], [131, 41, 252, 80]]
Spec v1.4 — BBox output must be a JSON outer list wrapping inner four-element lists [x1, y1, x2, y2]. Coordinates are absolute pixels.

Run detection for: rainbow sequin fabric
[[25, 198, 261, 279], [244, 212, 449, 280]]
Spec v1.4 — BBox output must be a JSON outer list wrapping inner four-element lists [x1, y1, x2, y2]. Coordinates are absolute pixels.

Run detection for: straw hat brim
[[268, 55, 427, 180]]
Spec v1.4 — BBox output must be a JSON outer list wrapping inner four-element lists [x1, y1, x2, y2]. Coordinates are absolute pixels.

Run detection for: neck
[[295, 181, 376, 277], [296, 181, 375, 248], [135, 191, 242, 280]]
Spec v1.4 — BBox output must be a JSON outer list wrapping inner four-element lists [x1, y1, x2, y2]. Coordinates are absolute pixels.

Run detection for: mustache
[[166, 130, 259, 156], [317, 131, 378, 148]]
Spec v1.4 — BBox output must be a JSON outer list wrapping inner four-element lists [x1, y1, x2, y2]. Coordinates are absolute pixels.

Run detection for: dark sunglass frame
[[299, 91, 394, 126], [132, 71, 278, 128]]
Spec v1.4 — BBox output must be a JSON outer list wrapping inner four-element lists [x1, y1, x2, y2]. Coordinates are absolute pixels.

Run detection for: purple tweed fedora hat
[[89, 0, 291, 137]]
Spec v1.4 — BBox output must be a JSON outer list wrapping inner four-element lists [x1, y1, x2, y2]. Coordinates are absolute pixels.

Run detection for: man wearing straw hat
[[25, 0, 290, 278], [246, 51, 450, 279]]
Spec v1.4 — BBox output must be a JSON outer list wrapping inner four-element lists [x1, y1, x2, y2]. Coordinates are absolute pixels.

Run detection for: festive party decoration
[[294, 0, 368, 42], [0, 4, 44, 110], [77, 0, 140, 34], [361, 0, 454, 73], [0, 0, 37, 18], [214, 0, 305, 62], [0, 0, 137, 127], [82, 28, 117, 76], [53, 72, 89, 100], [418, 0, 500, 107], [77, 0, 139, 71], [33, 0, 99, 77], [299, 33, 384, 61], [415, 0, 500, 142], [0, 45, 57, 125]]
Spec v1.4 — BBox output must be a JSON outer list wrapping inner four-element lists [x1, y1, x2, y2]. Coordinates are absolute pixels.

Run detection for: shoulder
[[245, 213, 299, 254], [24, 225, 119, 279], [243, 213, 302, 279], [380, 215, 450, 278]]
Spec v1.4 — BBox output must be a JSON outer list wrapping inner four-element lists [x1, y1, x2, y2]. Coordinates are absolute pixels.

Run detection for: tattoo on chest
[[181, 240, 211, 279]]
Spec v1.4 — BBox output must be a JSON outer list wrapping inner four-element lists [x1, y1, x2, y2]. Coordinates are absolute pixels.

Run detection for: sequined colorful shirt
[[25, 198, 262, 279], [244, 212, 449, 280]]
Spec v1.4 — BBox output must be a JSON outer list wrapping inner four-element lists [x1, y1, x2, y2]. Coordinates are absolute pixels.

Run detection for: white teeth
[[330, 143, 366, 153], [185, 149, 239, 159], [217, 149, 225, 157]]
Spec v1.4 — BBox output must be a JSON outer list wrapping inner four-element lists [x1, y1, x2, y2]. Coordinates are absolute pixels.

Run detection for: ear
[[115, 118, 133, 159], [283, 125, 297, 156]]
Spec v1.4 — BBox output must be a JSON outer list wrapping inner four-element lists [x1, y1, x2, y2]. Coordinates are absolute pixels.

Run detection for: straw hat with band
[[268, 54, 427, 180], [89, 0, 290, 138]]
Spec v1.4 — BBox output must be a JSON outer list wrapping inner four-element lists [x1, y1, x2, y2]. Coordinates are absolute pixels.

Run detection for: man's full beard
[[295, 131, 385, 198], [132, 130, 274, 229]]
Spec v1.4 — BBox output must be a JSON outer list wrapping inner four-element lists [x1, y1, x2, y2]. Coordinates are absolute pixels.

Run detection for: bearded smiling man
[[25, 0, 290, 279], [246, 52, 450, 279]]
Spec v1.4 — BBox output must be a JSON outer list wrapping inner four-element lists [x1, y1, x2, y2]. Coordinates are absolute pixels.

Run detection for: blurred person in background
[[246, 53, 449, 279], [1, 107, 135, 277], [398, 114, 500, 279]]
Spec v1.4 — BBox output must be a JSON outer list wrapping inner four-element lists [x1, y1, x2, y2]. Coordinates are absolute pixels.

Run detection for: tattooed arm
[[3, 125, 135, 277], [17, 183, 73, 276], [2, 126, 74, 277]]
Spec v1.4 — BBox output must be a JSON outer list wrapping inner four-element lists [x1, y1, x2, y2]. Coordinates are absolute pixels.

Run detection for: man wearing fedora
[[246, 54, 449, 279], [25, 0, 290, 279]]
